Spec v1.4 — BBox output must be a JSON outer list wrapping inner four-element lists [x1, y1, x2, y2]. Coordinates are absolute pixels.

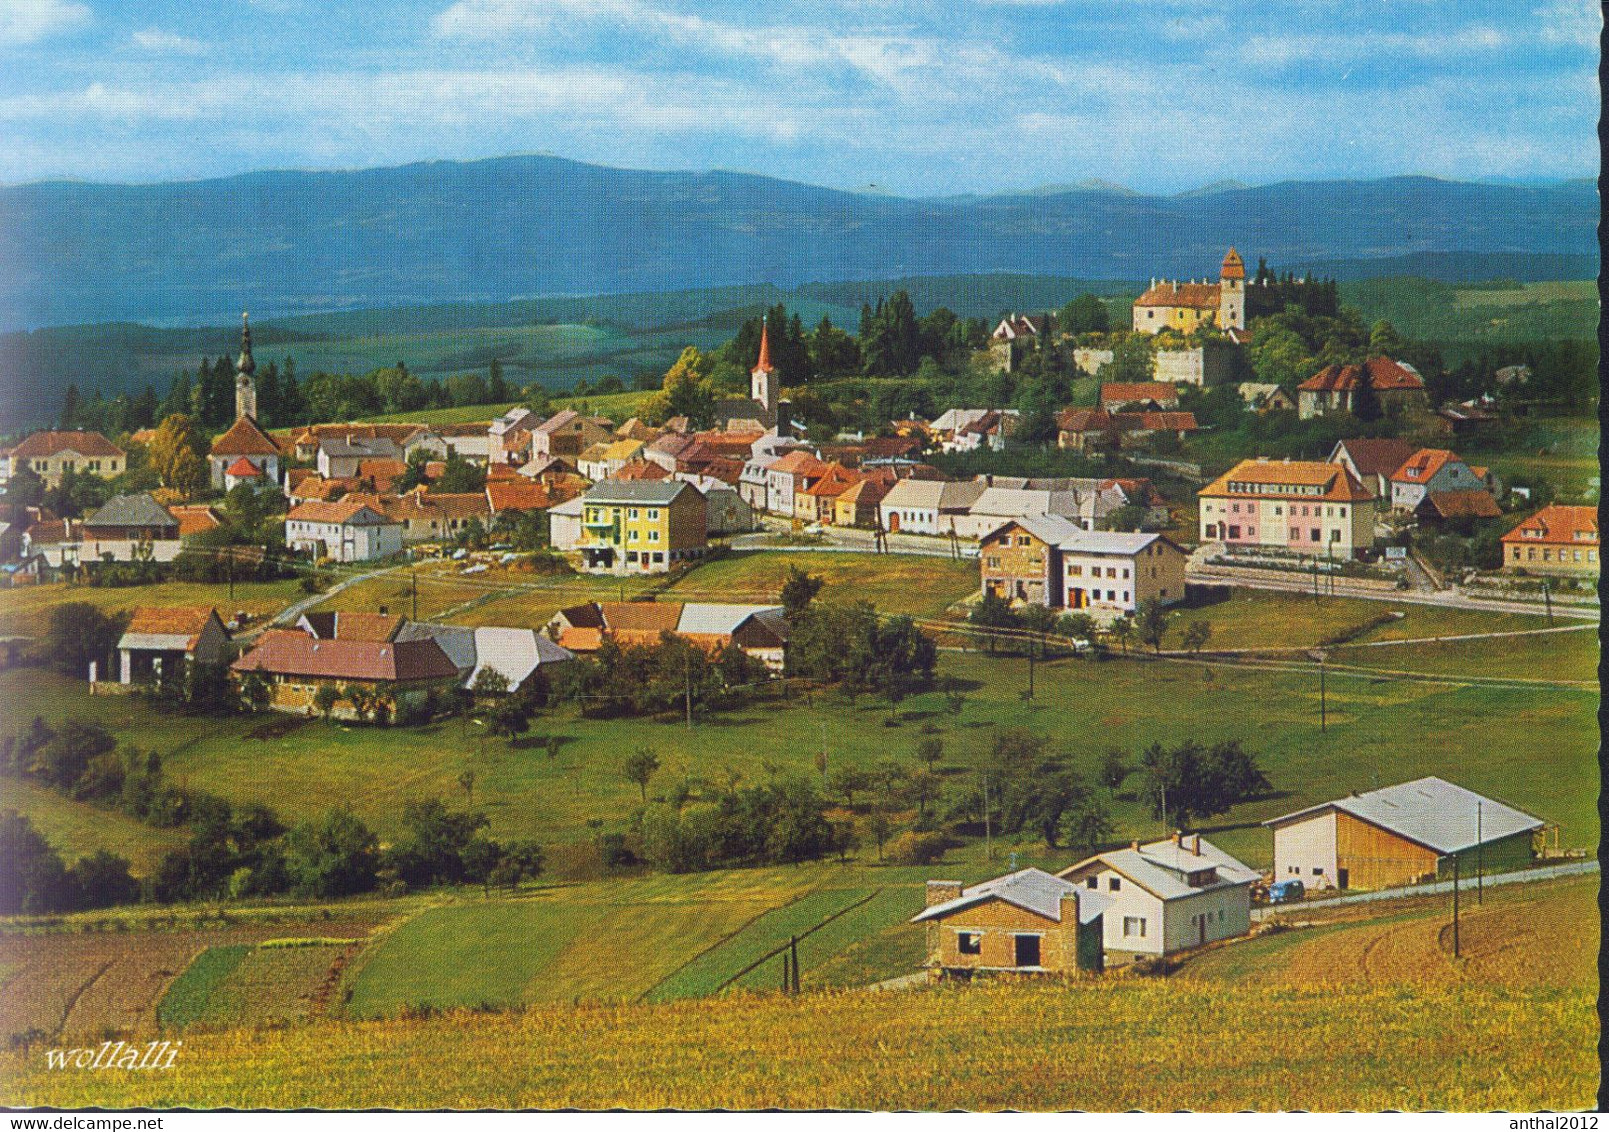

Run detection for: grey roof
[[318, 436, 393, 458], [983, 514, 1087, 546], [581, 480, 701, 506], [675, 603, 784, 637], [1059, 836, 1258, 901], [395, 622, 478, 672], [881, 478, 987, 512], [548, 495, 585, 516], [913, 867, 1111, 925], [467, 627, 574, 692], [117, 632, 193, 652], [1057, 529, 1172, 556], [83, 493, 177, 530], [1264, 776, 1544, 855]]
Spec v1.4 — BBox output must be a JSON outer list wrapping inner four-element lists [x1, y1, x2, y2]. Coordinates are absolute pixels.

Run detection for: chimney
[[926, 880, 964, 907], [1130, 839, 1140, 851], [1173, 829, 1183, 846], [1059, 891, 1080, 926], [1191, 834, 1201, 855]]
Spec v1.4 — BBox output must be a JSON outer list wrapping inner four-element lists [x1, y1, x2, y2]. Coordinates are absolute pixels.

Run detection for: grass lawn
[[0, 580, 303, 637], [1327, 625, 1597, 683], [657, 551, 980, 620], [1, 614, 1596, 869], [1167, 588, 1551, 653], [0, 776, 184, 875]]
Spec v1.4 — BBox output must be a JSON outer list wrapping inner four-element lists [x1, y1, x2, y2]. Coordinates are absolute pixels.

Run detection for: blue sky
[[0, 0, 1599, 194]]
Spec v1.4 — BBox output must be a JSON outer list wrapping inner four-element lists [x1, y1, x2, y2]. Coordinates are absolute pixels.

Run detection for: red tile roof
[[233, 633, 458, 682], [1100, 382, 1177, 407], [1501, 504, 1599, 547], [485, 480, 551, 513], [1134, 281, 1220, 309], [611, 460, 671, 481], [211, 416, 281, 457], [1390, 448, 1459, 485], [1335, 438, 1418, 479], [1299, 357, 1425, 393], [1420, 490, 1501, 520], [169, 504, 224, 538], [286, 498, 393, 525], [1200, 459, 1374, 503], [126, 606, 219, 648], [11, 430, 124, 459], [226, 456, 264, 477]]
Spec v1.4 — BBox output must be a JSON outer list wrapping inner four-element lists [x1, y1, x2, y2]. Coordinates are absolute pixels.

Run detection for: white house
[[316, 436, 403, 479], [1057, 833, 1259, 962], [547, 495, 584, 552], [284, 499, 403, 562], [878, 478, 987, 535], [1387, 449, 1495, 512]]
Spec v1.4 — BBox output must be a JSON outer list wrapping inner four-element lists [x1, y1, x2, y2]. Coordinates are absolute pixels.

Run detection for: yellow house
[[576, 480, 707, 574], [2, 430, 126, 487]]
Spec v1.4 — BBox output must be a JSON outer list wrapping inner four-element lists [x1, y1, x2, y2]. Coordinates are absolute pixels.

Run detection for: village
[[0, 248, 1595, 1049]]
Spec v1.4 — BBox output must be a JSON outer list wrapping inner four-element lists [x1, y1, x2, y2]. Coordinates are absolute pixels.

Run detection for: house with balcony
[[574, 480, 706, 574]]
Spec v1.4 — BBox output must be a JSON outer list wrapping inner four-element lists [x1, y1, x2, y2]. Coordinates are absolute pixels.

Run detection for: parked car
[[1267, 879, 1306, 904]]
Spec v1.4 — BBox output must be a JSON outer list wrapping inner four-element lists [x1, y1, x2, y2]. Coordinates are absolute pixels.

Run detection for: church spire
[[237, 311, 256, 377], [235, 311, 258, 421], [755, 317, 773, 374]]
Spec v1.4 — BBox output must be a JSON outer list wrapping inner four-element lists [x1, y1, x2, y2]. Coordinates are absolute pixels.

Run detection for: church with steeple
[[712, 317, 790, 434], [208, 312, 283, 490]]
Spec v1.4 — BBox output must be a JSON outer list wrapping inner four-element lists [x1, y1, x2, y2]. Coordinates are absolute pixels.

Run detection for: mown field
[[0, 962, 1591, 1109], [0, 572, 1595, 871], [1181, 873, 1597, 989], [0, 579, 303, 638]]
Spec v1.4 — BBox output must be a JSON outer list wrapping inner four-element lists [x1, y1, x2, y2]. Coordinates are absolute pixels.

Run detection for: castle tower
[[234, 311, 258, 421], [750, 317, 778, 425], [1218, 248, 1246, 330]]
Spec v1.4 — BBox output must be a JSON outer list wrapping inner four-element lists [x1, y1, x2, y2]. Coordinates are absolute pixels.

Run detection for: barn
[[1264, 776, 1543, 892]]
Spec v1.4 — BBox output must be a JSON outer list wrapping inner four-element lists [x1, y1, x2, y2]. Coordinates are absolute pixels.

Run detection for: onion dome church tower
[[235, 312, 258, 421]]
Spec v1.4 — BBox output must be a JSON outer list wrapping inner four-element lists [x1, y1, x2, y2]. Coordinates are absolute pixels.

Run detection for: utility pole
[[1311, 555, 1319, 605], [790, 935, 801, 993], [1309, 649, 1328, 732], [1027, 645, 1035, 700], [1542, 579, 1554, 625], [982, 772, 993, 862], [1451, 856, 1461, 959], [227, 548, 235, 603], [1476, 800, 1483, 905], [411, 569, 418, 621], [684, 654, 693, 731]]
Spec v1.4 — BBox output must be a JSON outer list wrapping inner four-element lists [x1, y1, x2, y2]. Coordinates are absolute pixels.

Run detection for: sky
[[0, 0, 1600, 195]]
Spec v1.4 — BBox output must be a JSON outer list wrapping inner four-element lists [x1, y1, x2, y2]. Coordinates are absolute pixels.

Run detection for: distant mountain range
[[0, 155, 1597, 331]]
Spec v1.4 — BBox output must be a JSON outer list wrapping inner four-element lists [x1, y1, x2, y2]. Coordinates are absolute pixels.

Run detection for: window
[[1122, 916, 1146, 938], [1107, 876, 1121, 892], [1313, 868, 1323, 876], [1121, 568, 1129, 579], [649, 530, 660, 542], [1067, 564, 1082, 576], [1310, 529, 1321, 542], [629, 508, 639, 519], [957, 931, 981, 956], [1085, 877, 1098, 889], [1289, 528, 1300, 542], [648, 509, 660, 520], [1013, 935, 1041, 967]]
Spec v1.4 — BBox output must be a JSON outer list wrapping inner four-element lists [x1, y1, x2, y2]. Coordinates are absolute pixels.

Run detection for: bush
[[884, 831, 947, 866]]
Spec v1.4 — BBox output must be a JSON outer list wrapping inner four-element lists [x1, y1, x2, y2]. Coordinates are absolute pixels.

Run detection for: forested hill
[[0, 154, 1595, 330]]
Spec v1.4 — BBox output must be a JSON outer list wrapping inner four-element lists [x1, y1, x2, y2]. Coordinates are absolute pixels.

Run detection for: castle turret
[[1219, 248, 1246, 330], [235, 312, 258, 421]]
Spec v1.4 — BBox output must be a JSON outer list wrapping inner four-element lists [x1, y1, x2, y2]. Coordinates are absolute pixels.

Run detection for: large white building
[[1057, 834, 1259, 962], [285, 499, 403, 562]]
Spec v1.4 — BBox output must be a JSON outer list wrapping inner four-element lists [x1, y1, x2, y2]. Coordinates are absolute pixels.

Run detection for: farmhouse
[[74, 493, 185, 564], [913, 869, 1109, 979], [547, 601, 789, 670], [115, 607, 231, 685], [574, 480, 707, 574], [531, 410, 614, 460], [578, 438, 645, 482], [979, 516, 1188, 617], [1297, 358, 1428, 420], [284, 499, 403, 562], [1264, 777, 1544, 892], [0, 430, 125, 488], [395, 623, 575, 692], [1198, 458, 1376, 558], [763, 450, 828, 517], [1499, 504, 1598, 577], [488, 407, 537, 465], [1238, 382, 1297, 413], [231, 629, 461, 720], [1057, 833, 1259, 962]]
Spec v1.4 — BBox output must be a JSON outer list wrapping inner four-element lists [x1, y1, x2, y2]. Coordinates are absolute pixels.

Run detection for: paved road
[[1250, 858, 1598, 921], [1187, 564, 1596, 619], [266, 562, 412, 630]]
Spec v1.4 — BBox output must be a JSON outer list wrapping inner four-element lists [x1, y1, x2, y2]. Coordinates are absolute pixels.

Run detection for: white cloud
[[1535, 0, 1600, 47], [0, 0, 91, 47], [130, 28, 206, 54]]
